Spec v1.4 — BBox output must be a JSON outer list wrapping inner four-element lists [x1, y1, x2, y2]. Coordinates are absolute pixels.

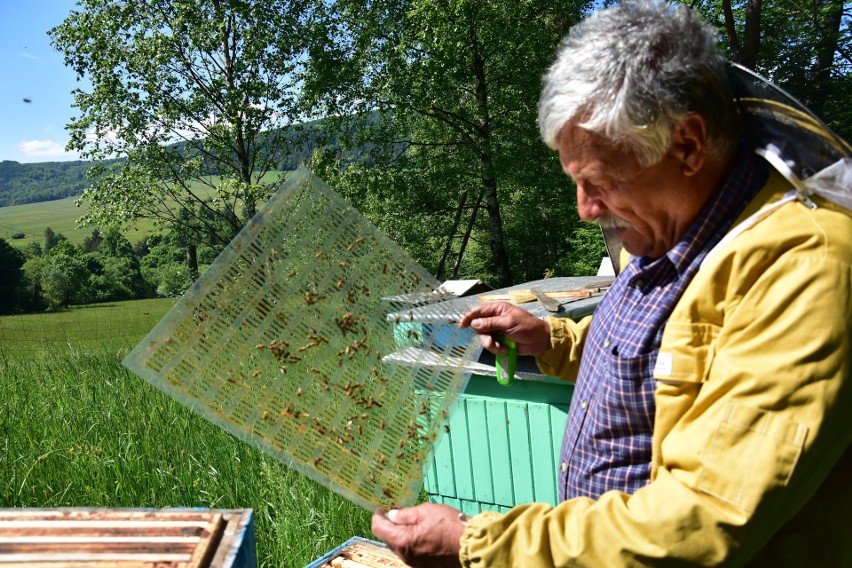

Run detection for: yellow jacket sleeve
[[534, 315, 592, 381]]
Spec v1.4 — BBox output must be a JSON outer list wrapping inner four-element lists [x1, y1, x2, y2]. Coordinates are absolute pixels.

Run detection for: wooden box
[[305, 537, 409, 568], [0, 508, 255, 568]]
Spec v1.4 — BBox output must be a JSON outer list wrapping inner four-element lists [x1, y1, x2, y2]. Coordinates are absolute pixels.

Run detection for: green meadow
[[0, 196, 157, 248], [0, 172, 286, 249], [0, 300, 374, 566]]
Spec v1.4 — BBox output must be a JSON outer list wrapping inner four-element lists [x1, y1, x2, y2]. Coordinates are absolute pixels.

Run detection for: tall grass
[[0, 309, 374, 566]]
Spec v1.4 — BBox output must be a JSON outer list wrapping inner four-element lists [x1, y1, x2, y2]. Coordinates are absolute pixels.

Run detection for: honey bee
[[261, 411, 269, 420], [315, 251, 324, 258]]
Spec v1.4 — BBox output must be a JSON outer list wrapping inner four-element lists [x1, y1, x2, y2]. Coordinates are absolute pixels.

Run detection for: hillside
[[0, 196, 156, 248], [0, 160, 93, 207]]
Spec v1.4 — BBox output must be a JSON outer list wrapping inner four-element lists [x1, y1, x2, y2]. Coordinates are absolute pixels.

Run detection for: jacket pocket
[[653, 321, 719, 384], [696, 403, 808, 513]]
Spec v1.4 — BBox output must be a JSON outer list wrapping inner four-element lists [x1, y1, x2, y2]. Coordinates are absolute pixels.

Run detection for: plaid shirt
[[559, 149, 768, 501]]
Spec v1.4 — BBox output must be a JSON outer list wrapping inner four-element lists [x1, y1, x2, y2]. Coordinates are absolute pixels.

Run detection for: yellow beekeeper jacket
[[458, 168, 852, 566]]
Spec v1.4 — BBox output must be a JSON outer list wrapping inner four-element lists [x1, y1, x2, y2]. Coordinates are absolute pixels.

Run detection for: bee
[[226, 377, 237, 384], [395, 452, 404, 459], [382, 488, 393, 499], [252, 369, 262, 378], [315, 250, 324, 258], [443, 425, 451, 433], [379, 419, 386, 430], [368, 473, 376, 482], [279, 366, 287, 374], [313, 457, 323, 467], [382, 264, 388, 275], [296, 387, 303, 397], [255, 343, 265, 350], [378, 454, 387, 465], [338, 261, 347, 267], [288, 271, 297, 278], [398, 439, 405, 448], [355, 236, 365, 245], [337, 279, 345, 288], [261, 411, 269, 420]]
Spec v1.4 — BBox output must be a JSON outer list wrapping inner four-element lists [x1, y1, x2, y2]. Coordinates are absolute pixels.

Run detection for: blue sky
[[0, 0, 83, 163]]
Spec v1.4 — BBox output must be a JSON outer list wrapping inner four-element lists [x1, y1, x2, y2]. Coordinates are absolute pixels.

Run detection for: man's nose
[[576, 183, 606, 221]]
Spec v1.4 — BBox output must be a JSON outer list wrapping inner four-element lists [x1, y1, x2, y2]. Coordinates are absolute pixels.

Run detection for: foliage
[[0, 160, 93, 207], [49, 0, 311, 249], [0, 239, 25, 315], [303, 0, 601, 286], [691, 0, 852, 140]]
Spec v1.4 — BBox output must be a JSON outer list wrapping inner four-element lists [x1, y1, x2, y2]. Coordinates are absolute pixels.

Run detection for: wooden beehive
[[306, 537, 410, 568], [0, 508, 255, 568]]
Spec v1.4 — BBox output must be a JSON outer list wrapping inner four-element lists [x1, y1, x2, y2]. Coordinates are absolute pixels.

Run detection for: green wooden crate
[[424, 373, 573, 515]]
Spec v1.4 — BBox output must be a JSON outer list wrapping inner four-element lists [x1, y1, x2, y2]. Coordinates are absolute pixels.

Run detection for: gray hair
[[538, 1, 739, 166]]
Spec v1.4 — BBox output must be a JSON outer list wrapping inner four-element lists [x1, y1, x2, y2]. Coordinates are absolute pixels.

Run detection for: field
[[0, 300, 375, 566], [0, 196, 157, 249], [0, 172, 286, 249]]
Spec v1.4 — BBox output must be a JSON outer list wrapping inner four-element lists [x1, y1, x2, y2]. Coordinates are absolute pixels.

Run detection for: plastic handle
[[496, 337, 517, 386]]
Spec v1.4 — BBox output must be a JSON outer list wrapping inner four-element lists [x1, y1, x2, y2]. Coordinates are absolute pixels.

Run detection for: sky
[[0, 0, 85, 163]]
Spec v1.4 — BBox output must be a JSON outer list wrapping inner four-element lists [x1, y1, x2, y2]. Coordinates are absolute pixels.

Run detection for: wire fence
[[0, 298, 176, 357]]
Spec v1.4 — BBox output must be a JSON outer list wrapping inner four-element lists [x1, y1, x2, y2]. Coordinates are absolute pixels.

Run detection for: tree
[[0, 238, 26, 314], [90, 228, 147, 300], [49, 0, 311, 270], [303, 0, 598, 286], [694, 0, 851, 139], [43, 227, 66, 254], [23, 240, 91, 309]]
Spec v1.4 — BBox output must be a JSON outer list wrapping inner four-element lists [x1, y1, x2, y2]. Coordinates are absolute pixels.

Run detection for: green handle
[[496, 337, 517, 386]]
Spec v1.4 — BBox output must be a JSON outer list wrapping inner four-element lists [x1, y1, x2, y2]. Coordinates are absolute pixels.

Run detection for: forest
[[0, 0, 847, 315]]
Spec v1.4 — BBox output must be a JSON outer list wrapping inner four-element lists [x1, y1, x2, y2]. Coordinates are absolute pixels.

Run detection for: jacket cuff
[[459, 511, 504, 567], [535, 316, 573, 376]]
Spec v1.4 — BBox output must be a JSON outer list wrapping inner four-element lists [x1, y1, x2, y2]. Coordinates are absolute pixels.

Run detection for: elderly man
[[372, 1, 852, 566]]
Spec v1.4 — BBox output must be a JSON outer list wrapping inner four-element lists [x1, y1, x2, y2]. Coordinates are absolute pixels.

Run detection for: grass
[[0, 171, 286, 249], [0, 197, 157, 249], [0, 301, 375, 566], [0, 298, 176, 352]]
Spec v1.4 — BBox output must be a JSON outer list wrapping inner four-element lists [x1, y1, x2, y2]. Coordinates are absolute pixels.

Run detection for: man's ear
[[671, 114, 708, 177]]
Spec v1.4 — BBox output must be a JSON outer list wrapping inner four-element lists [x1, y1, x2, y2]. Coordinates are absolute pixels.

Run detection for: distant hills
[[0, 160, 94, 207], [0, 117, 362, 210]]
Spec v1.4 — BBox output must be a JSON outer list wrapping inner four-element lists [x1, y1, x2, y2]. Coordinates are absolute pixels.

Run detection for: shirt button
[[560, 462, 568, 473], [603, 339, 611, 348], [580, 400, 588, 409]]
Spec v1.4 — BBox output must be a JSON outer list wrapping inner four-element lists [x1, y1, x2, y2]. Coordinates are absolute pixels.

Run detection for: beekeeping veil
[[728, 63, 852, 210]]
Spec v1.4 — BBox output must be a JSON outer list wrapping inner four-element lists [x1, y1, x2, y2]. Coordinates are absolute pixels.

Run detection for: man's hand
[[459, 301, 552, 357], [371, 504, 465, 568]]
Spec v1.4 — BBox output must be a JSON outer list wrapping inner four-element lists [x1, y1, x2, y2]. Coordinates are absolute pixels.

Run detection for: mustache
[[595, 215, 632, 230]]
